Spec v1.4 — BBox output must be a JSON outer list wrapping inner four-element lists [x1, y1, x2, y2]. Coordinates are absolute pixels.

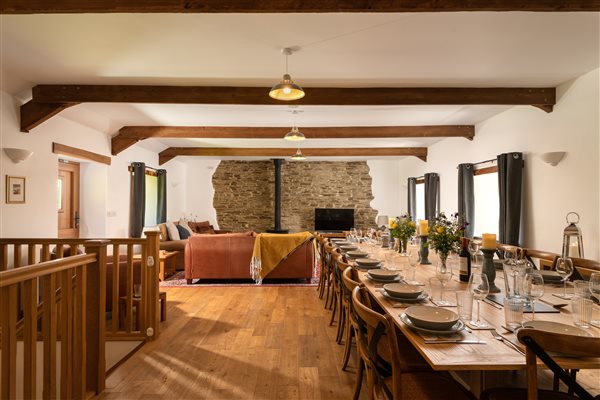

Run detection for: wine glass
[[435, 259, 453, 305], [405, 250, 422, 285], [590, 272, 600, 326], [468, 273, 490, 328], [523, 272, 545, 320], [555, 257, 574, 299]]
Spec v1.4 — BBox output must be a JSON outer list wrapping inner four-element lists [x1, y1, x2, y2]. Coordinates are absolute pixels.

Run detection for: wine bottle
[[459, 237, 471, 282]]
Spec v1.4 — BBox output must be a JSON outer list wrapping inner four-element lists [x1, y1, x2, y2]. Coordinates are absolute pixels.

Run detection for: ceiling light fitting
[[269, 48, 305, 101], [290, 148, 307, 161], [284, 109, 306, 141]]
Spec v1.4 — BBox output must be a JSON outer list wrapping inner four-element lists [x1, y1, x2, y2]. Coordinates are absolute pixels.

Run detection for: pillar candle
[[419, 220, 429, 235], [481, 233, 497, 249]]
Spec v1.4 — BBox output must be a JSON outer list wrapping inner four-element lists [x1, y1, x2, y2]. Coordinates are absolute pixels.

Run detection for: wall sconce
[[539, 151, 566, 166], [3, 148, 33, 164]]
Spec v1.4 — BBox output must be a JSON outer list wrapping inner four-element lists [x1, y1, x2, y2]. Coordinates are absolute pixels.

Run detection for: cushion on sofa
[[157, 223, 168, 242], [165, 220, 180, 240], [178, 219, 194, 235], [176, 224, 191, 239], [188, 220, 211, 233]]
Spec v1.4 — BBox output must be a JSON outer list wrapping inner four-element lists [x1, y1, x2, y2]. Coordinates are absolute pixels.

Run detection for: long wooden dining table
[[350, 242, 600, 395]]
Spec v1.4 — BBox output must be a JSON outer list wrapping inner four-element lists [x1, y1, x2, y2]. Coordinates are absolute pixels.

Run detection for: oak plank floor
[[98, 286, 363, 400]]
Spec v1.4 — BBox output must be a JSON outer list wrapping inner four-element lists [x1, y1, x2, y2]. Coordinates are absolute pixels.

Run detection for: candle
[[419, 220, 429, 235], [569, 241, 579, 258], [481, 233, 497, 249]]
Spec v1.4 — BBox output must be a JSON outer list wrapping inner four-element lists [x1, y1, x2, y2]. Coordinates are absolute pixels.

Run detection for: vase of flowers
[[390, 215, 416, 254], [428, 212, 466, 267]]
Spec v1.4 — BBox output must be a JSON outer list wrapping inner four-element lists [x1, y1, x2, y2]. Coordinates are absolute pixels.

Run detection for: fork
[[490, 329, 525, 356]]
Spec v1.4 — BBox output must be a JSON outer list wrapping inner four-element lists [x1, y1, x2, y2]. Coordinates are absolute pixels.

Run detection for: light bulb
[[283, 87, 292, 94]]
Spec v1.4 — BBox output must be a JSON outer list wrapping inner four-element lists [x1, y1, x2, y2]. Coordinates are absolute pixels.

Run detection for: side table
[[134, 250, 179, 281]]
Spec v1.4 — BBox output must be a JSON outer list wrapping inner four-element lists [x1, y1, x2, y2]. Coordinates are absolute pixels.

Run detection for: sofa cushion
[[176, 224, 191, 239], [188, 220, 211, 233], [166, 220, 180, 240], [160, 240, 187, 252], [178, 219, 194, 235], [157, 223, 168, 242]]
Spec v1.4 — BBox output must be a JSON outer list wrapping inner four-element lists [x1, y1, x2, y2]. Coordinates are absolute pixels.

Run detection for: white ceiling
[[1, 12, 598, 160]]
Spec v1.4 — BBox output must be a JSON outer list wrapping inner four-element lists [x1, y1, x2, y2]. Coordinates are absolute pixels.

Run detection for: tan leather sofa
[[184, 232, 314, 283]]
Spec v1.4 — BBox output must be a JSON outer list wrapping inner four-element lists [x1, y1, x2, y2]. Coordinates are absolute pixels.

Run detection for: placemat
[[486, 294, 560, 313]]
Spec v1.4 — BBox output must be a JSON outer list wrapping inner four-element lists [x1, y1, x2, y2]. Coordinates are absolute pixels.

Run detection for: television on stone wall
[[314, 208, 354, 232]]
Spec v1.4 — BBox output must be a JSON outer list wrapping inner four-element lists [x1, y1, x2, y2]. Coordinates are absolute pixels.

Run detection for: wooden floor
[[98, 286, 363, 399]]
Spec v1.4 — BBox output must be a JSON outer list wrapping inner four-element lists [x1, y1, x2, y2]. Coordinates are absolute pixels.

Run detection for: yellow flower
[[390, 222, 398, 229], [409, 221, 416, 227], [436, 226, 445, 234]]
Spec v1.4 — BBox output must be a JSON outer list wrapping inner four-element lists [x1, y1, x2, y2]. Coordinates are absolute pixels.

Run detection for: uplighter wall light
[[269, 48, 305, 101], [3, 148, 33, 163]]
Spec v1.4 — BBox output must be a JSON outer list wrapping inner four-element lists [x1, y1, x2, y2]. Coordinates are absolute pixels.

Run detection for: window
[[415, 180, 425, 221], [472, 167, 499, 237], [144, 173, 158, 226]]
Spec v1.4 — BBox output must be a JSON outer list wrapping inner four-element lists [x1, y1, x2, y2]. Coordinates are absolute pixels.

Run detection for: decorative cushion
[[178, 219, 194, 236], [157, 223, 169, 242], [165, 221, 180, 241], [176, 224, 191, 239], [188, 220, 213, 234]]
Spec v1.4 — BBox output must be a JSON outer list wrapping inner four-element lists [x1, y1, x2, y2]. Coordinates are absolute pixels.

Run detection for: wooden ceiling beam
[[158, 147, 428, 165], [22, 85, 555, 132], [2, 1, 598, 13], [112, 125, 474, 155]]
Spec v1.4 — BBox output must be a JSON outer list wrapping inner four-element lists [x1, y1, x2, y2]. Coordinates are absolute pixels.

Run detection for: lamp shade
[[376, 215, 389, 227], [284, 126, 306, 141], [290, 148, 307, 161], [4, 148, 33, 163], [269, 74, 305, 101]]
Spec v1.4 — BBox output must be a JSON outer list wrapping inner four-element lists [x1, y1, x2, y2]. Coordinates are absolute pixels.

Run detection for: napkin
[[420, 330, 486, 344]]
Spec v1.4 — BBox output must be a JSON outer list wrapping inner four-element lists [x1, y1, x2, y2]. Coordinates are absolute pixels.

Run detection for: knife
[[483, 298, 503, 309], [424, 340, 486, 344]]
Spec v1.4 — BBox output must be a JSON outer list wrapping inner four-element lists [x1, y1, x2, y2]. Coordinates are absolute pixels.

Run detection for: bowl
[[334, 241, 351, 246], [340, 245, 359, 252], [355, 258, 381, 266], [368, 269, 399, 280], [383, 283, 423, 299], [404, 305, 460, 330], [346, 250, 368, 259]]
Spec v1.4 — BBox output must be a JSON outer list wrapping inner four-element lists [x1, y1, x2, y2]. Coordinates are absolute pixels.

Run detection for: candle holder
[[419, 235, 431, 265], [482, 248, 501, 293]]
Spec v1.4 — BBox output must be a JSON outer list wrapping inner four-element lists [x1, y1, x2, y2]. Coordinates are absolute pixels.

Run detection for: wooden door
[[58, 160, 80, 238]]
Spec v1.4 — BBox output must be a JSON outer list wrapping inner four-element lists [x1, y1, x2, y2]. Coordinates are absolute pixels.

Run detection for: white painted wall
[[0, 90, 187, 239], [396, 69, 600, 260], [368, 159, 403, 221], [181, 158, 221, 228]]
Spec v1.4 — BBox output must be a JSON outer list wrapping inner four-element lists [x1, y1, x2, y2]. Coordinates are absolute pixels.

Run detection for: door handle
[[74, 211, 80, 228]]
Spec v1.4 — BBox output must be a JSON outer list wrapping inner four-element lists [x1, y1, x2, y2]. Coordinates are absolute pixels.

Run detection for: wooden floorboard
[[98, 286, 363, 400]]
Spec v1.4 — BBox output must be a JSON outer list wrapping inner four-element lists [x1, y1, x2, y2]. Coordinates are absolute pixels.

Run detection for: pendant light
[[284, 109, 306, 141], [269, 48, 305, 101], [290, 148, 307, 161]]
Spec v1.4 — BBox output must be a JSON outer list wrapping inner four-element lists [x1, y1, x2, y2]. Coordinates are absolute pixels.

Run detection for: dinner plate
[[367, 274, 402, 283], [331, 238, 347, 243], [400, 313, 465, 335], [334, 241, 351, 246], [383, 282, 423, 298], [356, 258, 381, 266], [522, 321, 593, 337], [355, 262, 383, 270], [368, 269, 400, 280], [346, 250, 369, 259], [404, 305, 459, 330], [381, 290, 428, 303], [340, 245, 359, 252]]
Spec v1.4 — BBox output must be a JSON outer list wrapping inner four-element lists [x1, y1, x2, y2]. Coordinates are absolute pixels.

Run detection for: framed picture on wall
[[6, 176, 26, 204]]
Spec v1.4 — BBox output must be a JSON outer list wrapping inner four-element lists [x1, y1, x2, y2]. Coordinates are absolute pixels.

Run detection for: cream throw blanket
[[250, 231, 314, 284]]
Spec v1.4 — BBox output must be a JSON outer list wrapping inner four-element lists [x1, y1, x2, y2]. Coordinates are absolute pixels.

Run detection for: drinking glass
[[405, 250, 422, 285], [384, 250, 396, 271], [468, 273, 490, 328], [556, 257, 574, 299], [471, 250, 484, 272], [590, 272, 600, 326], [523, 272, 544, 320], [435, 260, 453, 305]]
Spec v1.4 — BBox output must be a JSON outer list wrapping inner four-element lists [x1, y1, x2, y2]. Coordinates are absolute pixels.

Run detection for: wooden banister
[[0, 254, 96, 287]]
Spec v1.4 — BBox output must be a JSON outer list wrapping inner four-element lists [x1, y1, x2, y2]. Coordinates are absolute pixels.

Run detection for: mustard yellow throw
[[250, 231, 314, 283]]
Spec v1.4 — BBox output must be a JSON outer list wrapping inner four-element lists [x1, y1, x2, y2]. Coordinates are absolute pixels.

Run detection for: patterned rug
[[160, 270, 320, 288]]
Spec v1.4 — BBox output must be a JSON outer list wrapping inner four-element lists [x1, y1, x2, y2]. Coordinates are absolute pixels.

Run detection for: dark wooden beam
[[112, 125, 474, 155], [2, 0, 598, 13], [24, 85, 555, 132], [158, 147, 427, 165], [52, 142, 112, 165]]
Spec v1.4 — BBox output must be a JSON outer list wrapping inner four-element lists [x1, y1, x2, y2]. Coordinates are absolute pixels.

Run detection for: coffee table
[[134, 250, 178, 281]]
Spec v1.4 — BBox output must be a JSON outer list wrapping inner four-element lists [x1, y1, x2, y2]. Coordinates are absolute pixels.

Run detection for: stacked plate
[[355, 258, 382, 269], [331, 238, 348, 244], [333, 240, 351, 247], [340, 245, 359, 252], [401, 305, 464, 334], [381, 283, 426, 302], [346, 250, 369, 259], [367, 268, 400, 283]]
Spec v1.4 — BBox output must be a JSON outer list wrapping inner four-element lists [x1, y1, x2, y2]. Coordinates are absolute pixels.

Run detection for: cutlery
[[538, 297, 567, 308], [483, 298, 502, 309], [490, 329, 525, 356]]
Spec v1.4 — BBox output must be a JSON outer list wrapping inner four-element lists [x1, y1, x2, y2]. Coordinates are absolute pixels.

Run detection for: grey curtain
[[458, 163, 474, 238], [157, 169, 167, 224], [498, 152, 523, 246], [129, 162, 146, 238], [407, 177, 417, 220], [424, 173, 439, 223]]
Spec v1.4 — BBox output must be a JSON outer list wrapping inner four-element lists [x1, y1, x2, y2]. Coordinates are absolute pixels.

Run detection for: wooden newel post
[[84, 240, 108, 394], [144, 231, 161, 340]]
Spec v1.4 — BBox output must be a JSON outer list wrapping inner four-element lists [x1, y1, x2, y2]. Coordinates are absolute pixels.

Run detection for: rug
[[160, 270, 320, 288]]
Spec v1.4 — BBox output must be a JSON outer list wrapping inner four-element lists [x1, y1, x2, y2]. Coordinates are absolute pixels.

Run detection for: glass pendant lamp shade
[[290, 148, 307, 161], [284, 126, 306, 141], [269, 74, 305, 101], [562, 212, 584, 258]]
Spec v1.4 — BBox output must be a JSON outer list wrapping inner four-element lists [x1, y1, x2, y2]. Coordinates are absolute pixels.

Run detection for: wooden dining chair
[[315, 234, 328, 295], [329, 251, 345, 330], [321, 242, 337, 306], [523, 248, 560, 271], [570, 257, 600, 280], [351, 286, 475, 400], [481, 328, 600, 400]]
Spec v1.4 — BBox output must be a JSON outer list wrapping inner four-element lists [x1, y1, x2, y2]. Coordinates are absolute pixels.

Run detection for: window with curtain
[[415, 181, 425, 221], [144, 174, 158, 226], [473, 168, 499, 237]]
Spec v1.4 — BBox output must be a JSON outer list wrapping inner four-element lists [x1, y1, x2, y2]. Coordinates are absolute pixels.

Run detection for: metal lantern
[[562, 212, 584, 259]]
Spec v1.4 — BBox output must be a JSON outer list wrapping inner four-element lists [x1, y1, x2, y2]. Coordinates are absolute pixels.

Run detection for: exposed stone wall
[[213, 160, 378, 232]]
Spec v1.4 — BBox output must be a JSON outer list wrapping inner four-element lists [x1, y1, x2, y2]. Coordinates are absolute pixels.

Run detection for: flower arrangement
[[390, 215, 417, 240], [428, 212, 466, 259]]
